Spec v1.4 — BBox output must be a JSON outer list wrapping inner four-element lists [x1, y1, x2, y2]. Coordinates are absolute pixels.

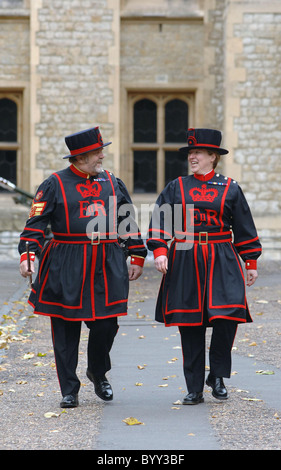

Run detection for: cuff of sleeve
[[130, 256, 145, 267], [154, 247, 168, 259], [245, 259, 257, 270], [20, 252, 36, 263]]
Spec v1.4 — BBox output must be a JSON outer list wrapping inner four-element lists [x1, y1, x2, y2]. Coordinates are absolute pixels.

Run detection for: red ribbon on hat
[[70, 142, 103, 156]]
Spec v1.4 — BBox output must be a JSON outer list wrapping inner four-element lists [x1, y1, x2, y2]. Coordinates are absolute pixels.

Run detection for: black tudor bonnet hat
[[64, 126, 112, 159], [179, 128, 229, 155]]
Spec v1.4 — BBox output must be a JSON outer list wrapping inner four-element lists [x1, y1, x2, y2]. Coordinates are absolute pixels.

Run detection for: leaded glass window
[[130, 93, 193, 193], [165, 99, 188, 143], [134, 99, 157, 143], [0, 98, 17, 143], [0, 98, 18, 186]]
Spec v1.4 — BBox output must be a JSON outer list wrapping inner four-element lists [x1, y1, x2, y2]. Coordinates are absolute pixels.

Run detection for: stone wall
[[233, 11, 281, 215], [222, 1, 281, 259], [0, 11, 29, 82], [34, 0, 116, 180], [0, 0, 280, 259]]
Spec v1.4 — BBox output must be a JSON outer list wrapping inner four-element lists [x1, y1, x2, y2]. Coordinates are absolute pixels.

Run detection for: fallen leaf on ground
[[256, 370, 274, 375], [122, 417, 144, 426], [22, 352, 35, 360], [44, 412, 60, 418], [241, 397, 263, 402]]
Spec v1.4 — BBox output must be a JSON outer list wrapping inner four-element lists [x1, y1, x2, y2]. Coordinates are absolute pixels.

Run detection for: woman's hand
[[246, 269, 258, 286], [154, 255, 168, 274]]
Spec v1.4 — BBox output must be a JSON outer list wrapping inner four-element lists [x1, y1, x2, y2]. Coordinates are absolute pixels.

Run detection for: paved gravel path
[[0, 260, 280, 450]]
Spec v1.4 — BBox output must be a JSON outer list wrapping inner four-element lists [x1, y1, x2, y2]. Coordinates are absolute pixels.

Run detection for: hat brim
[[63, 141, 112, 159], [179, 145, 229, 155]]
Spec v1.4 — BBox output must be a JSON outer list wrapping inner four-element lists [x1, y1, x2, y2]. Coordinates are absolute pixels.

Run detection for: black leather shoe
[[86, 369, 113, 401], [206, 374, 228, 400], [182, 392, 204, 405], [60, 394, 79, 408]]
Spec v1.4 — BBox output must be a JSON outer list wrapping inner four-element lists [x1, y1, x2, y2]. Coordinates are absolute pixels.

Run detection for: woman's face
[[187, 149, 216, 175]]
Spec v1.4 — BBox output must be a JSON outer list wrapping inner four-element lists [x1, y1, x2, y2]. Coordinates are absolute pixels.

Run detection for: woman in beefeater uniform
[[147, 128, 262, 405]]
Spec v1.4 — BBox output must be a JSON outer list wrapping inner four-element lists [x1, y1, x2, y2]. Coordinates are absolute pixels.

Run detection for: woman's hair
[[208, 151, 220, 169]]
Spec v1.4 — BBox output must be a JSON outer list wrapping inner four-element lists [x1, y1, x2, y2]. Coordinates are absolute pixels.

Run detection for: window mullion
[[157, 99, 165, 193]]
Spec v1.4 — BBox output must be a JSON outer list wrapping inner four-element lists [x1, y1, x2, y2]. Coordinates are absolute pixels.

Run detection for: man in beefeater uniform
[[147, 128, 262, 405], [19, 126, 147, 408]]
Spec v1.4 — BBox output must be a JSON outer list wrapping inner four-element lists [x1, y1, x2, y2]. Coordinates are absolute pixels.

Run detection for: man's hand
[[128, 265, 143, 281], [20, 260, 35, 279], [154, 255, 168, 274], [246, 269, 258, 287]]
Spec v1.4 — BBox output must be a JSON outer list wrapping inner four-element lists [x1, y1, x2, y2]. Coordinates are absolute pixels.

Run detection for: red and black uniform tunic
[[147, 169, 262, 327], [18, 164, 147, 321]]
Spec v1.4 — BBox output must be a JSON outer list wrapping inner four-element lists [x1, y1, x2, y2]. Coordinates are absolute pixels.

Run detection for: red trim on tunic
[[23, 227, 45, 235], [105, 170, 116, 233], [54, 173, 70, 233], [178, 177, 186, 231], [102, 244, 128, 306], [69, 164, 90, 179], [193, 169, 215, 181], [234, 236, 259, 246], [153, 247, 168, 259], [20, 237, 43, 249], [245, 259, 257, 270], [130, 256, 145, 267], [128, 244, 146, 250], [209, 243, 246, 310], [239, 248, 262, 255], [148, 228, 172, 239], [90, 244, 97, 319], [164, 242, 202, 316], [38, 243, 87, 310], [218, 177, 231, 232], [29, 307, 127, 322]]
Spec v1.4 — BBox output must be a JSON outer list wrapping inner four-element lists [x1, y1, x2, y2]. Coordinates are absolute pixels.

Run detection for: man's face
[[76, 148, 105, 175]]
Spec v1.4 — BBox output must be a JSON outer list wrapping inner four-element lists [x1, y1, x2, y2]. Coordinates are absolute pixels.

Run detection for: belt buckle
[[91, 231, 100, 245], [199, 232, 208, 245]]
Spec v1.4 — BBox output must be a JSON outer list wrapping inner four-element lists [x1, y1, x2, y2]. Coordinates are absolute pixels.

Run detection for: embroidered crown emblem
[[76, 180, 102, 198], [189, 184, 218, 202]]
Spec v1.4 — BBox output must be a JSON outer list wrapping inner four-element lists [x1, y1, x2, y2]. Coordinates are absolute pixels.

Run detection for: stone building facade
[[0, 0, 280, 259]]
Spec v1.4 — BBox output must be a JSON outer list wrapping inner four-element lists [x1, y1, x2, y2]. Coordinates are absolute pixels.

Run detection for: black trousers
[[179, 320, 237, 393], [50, 316, 118, 396]]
